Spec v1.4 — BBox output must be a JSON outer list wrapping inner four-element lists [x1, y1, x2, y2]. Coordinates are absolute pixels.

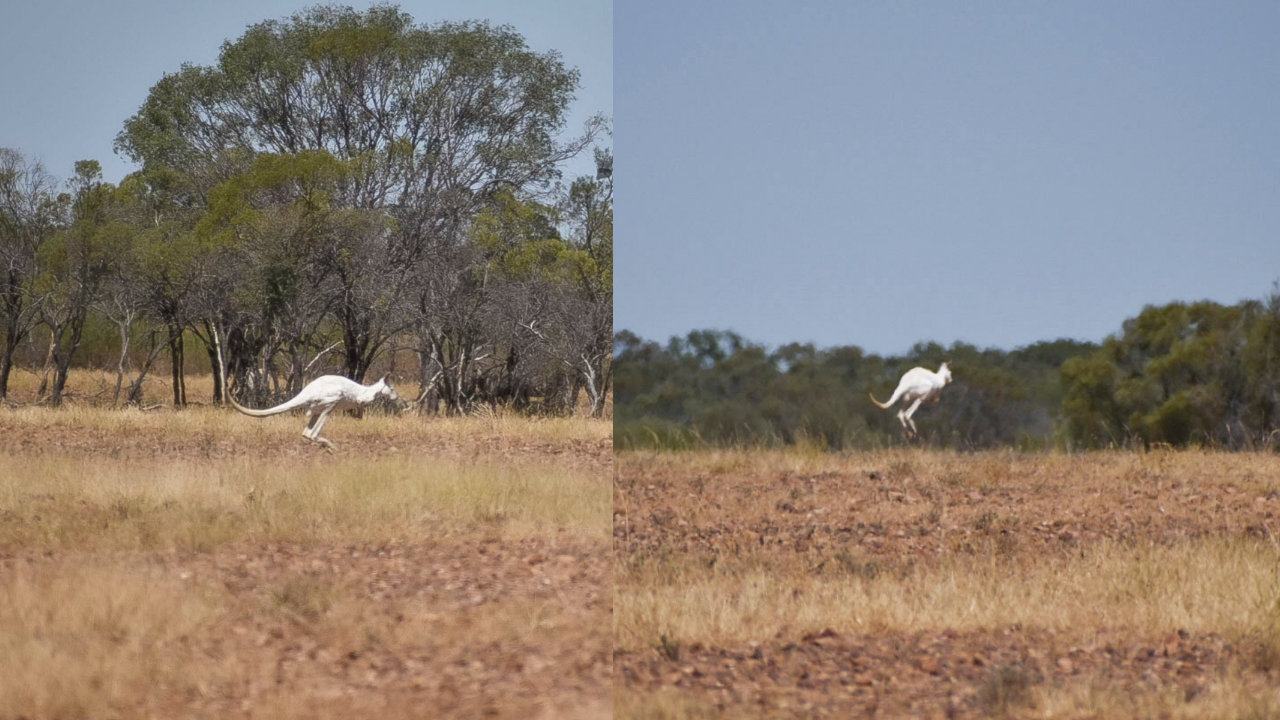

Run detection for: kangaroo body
[[229, 375, 399, 449], [869, 363, 952, 439]]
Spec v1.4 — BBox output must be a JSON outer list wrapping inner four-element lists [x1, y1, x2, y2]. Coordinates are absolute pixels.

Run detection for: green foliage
[[471, 186, 612, 301], [106, 3, 607, 395], [618, 289, 1280, 452], [36, 162, 126, 298], [115, 4, 588, 197], [198, 150, 356, 248], [9, 7, 611, 415], [1061, 296, 1280, 448], [614, 330, 1097, 451], [472, 190, 565, 279]]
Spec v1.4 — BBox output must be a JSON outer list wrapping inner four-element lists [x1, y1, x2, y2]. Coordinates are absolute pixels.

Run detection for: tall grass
[[0, 453, 611, 551], [2, 402, 610, 446], [0, 558, 225, 718], [615, 447, 1280, 717], [2, 369, 612, 417], [617, 539, 1280, 647], [0, 387, 614, 718]]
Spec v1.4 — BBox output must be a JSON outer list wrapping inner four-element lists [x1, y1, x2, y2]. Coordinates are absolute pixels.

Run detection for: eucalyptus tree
[[36, 161, 127, 406], [116, 4, 604, 388], [555, 150, 614, 414], [1060, 300, 1278, 448], [194, 150, 359, 403], [501, 159, 613, 416], [462, 188, 565, 413], [1242, 285, 1280, 435], [465, 156, 613, 416], [0, 149, 63, 400], [111, 168, 208, 405], [95, 224, 152, 406]]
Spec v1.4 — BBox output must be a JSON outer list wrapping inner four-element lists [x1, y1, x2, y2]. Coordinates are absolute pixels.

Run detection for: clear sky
[[0, 0, 611, 184], [616, 1, 1280, 356]]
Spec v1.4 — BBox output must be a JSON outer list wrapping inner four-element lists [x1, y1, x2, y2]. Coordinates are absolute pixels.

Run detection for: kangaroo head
[[378, 375, 400, 402], [938, 362, 953, 384]]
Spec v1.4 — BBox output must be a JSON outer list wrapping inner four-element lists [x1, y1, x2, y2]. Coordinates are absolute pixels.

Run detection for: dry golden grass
[[1, 397, 612, 549], [617, 538, 1280, 646], [2, 368, 613, 416], [615, 447, 1280, 718], [618, 445, 1280, 494], [0, 454, 610, 551], [0, 548, 612, 720], [3, 367, 219, 405], [1025, 674, 1280, 719], [2, 395, 609, 445], [613, 688, 716, 720], [0, 557, 224, 718], [0, 373, 613, 719]]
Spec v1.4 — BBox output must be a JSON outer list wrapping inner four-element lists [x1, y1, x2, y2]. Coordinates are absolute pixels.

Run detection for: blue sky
[[616, 1, 1280, 355], [0, 0, 611, 184]]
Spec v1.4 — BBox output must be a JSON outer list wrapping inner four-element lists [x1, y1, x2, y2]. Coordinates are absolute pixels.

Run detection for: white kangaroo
[[229, 375, 399, 450], [869, 362, 953, 439]]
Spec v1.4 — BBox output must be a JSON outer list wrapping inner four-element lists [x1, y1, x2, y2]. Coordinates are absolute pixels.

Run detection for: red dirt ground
[[4, 538, 611, 719], [0, 411, 612, 719], [614, 452, 1280, 718]]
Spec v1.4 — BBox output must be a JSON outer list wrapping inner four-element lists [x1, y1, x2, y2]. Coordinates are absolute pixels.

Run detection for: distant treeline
[[615, 290, 1280, 450]]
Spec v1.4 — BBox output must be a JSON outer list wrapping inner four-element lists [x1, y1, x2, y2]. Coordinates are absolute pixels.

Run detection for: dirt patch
[[614, 455, 1280, 564], [1, 405, 613, 718], [0, 411, 612, 471], [617, 626, 1256, 718], [614, 451, 1280, 717], [2, 538, 611, 719]]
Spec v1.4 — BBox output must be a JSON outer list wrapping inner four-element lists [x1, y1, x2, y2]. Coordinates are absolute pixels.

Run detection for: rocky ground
[[0, 407, 612, 719], [614, 450, 1280, 718]]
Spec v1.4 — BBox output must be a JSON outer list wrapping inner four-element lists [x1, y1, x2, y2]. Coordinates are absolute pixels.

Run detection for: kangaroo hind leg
[[902, 398, 924, 439], [310, 406, 337, 451], [303, 410, 321, 441]]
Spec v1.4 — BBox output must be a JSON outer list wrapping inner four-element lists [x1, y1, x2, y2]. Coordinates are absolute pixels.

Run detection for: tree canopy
[[1, 4, 611, 414]]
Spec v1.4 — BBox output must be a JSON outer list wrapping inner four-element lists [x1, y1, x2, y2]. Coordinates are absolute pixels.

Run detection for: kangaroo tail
[[869, 388, 901, 410], [228, 393, 302, 418]]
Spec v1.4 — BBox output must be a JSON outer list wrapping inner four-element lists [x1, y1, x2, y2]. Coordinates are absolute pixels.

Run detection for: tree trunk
[[0, 315, 25, 400], [206, 343, 223, 404], [126, 332, 166, 406], [211, 323, 229, 407], [288, 343, 305, 395], [0, 351, 12, 402], [178, 336, 187, 405], [342, 319, 368, 381], [0, 271, 27, 400], [598, 359, 613, 418], [168, 324, 187, 406], [112, 319, 131, 406], [415, 335, 442, 415], [50, 361, 71, 406], [169, 325, 181, 406], [49, 310, 88, 407], [36, 326, 57, 400], [569, 377, 583, 416]]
